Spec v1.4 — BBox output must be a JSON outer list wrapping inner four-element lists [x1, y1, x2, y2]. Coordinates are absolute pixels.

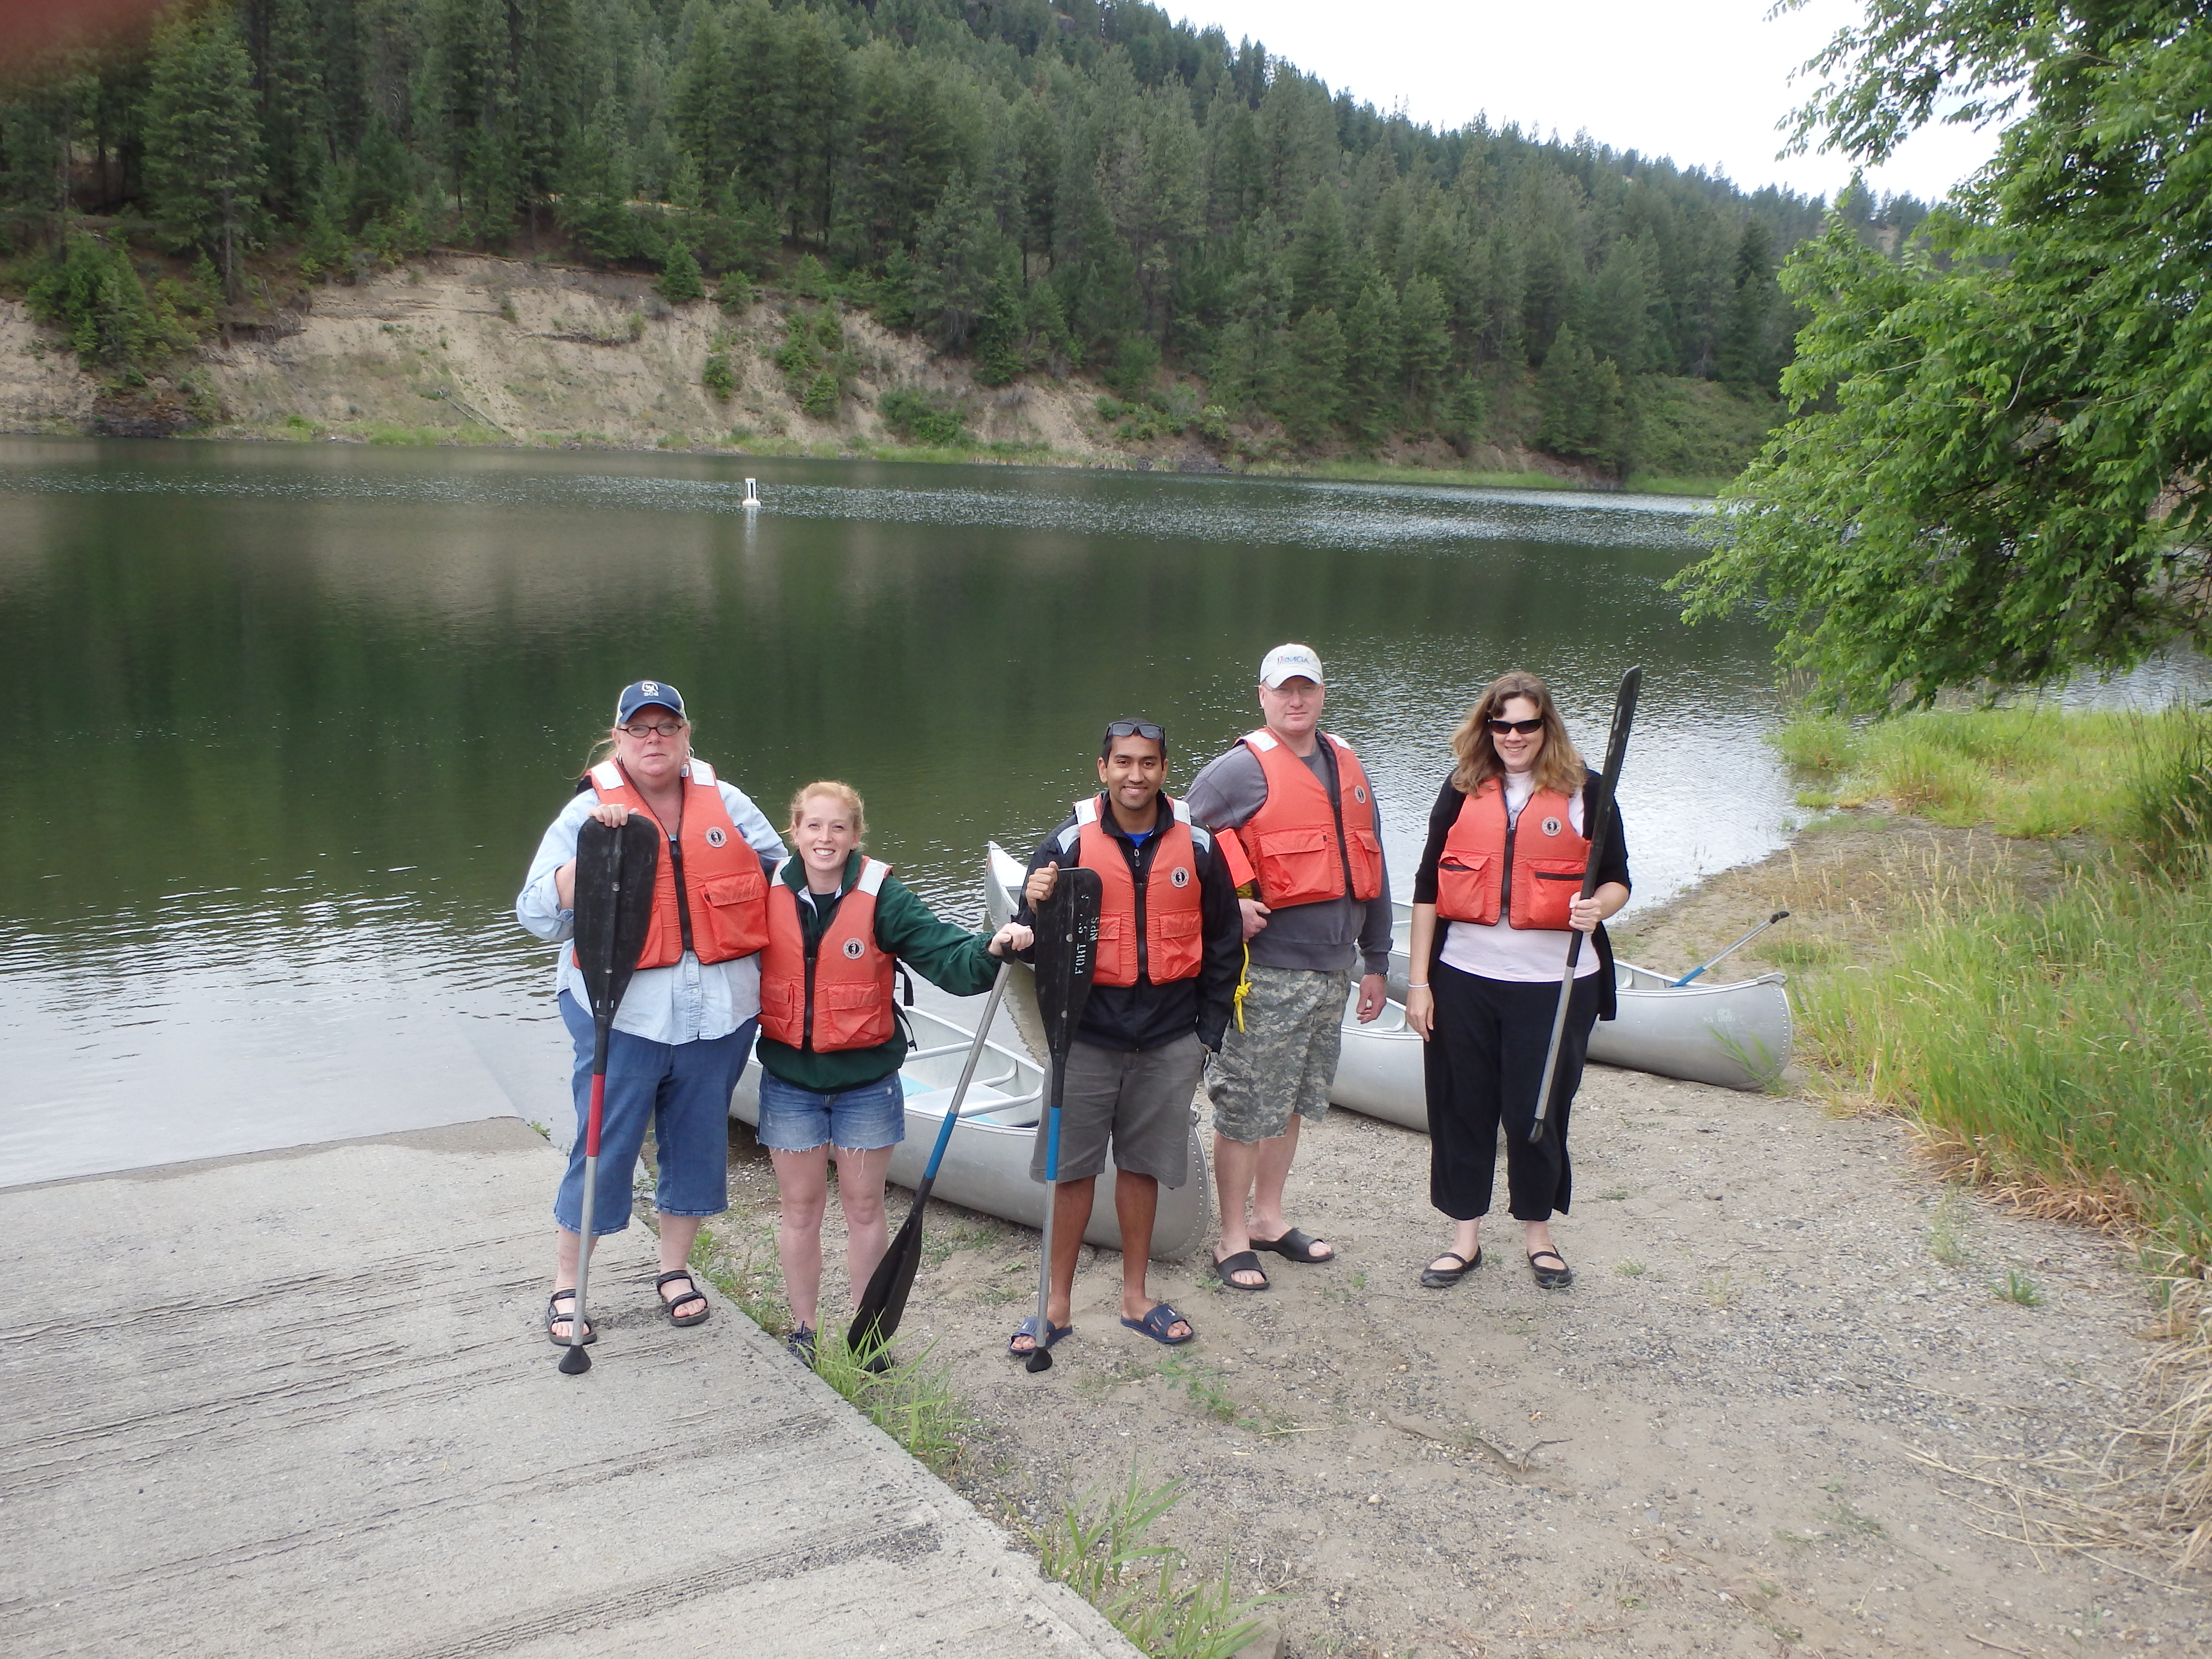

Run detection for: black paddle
[[559, 812, 661, 1375], [1026, 865, 1103, 1374], [1530, 666, 1641, 1142], [847, 962, 1016, 1359]]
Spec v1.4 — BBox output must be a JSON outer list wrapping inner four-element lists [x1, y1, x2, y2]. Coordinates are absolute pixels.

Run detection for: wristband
[[1407, 982, 1430, 989]]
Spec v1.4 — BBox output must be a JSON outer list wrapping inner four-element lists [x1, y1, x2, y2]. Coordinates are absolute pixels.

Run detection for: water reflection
[[4, 437, 2180, 1183]]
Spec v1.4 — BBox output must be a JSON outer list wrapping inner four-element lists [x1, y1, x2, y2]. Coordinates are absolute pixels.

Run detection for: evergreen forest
[[0, 0, 1931, 474]]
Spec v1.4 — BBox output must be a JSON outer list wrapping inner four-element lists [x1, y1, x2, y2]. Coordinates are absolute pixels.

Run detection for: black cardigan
[[1409, 768, 1632, 1020]]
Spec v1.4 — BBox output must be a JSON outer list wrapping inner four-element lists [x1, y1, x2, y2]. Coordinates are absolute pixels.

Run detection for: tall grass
[[1772, 706, 2208, 840], [1797, 867, 2212, 1270], [1032, 1465, 1274, 1659]]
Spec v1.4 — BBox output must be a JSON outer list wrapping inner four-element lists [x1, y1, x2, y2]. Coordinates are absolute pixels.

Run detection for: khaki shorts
[[1029, 1034, 1200, 1186], [1204, 965, 1347, 1142]]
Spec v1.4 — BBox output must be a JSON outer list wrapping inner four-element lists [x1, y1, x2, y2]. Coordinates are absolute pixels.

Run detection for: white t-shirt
[[1437, 773, 1602, 983]]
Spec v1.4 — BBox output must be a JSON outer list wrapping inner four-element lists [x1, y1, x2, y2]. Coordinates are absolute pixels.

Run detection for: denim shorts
[[553, 993, 751, 1237], [755, 1070, 907, 1153]]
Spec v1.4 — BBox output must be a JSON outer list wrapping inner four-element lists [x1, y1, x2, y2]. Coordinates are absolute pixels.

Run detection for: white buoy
[[742, 478, 760, 508]]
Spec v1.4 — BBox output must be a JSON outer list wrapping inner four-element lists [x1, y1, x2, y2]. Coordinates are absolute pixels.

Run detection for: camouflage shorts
[[1205, 965, 1348, 1143]]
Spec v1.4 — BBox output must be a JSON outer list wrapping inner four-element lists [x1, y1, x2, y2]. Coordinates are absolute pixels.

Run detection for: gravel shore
[[720, 817, 2208, 1657]]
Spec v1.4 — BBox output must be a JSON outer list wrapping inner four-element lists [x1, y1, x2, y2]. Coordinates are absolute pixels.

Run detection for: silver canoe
[[730, 971, 1210, 1261], [989, 854, 1790, 1131], [985, 842, 1434, 1131]]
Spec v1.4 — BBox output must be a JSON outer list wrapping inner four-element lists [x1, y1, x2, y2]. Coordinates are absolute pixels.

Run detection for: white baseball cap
[[1259, 643, 1324, 688]]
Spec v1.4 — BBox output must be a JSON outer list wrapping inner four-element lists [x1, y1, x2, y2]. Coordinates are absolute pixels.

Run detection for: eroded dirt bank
[[714, 816, 2203, 1658], [0, 250, 1597, 483]]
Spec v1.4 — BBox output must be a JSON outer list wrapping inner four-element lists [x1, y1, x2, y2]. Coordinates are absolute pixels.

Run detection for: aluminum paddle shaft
[[847, 962, 1015, 1354], [1531, 667, 1641, 1141]]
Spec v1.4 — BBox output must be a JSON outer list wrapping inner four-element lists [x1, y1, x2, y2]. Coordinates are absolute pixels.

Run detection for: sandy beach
[[707, 817, 2208, 1657]]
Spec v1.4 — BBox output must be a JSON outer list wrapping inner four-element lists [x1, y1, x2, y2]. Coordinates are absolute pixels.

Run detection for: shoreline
[[693, 805, 2207, 1654], [23, 421, 1726, 500]]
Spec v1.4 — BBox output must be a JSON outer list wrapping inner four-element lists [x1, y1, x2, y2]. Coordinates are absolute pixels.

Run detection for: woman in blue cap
[[517, 681, 787, 1346]]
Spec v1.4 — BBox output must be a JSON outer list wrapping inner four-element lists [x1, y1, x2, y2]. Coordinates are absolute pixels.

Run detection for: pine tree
[[1718, 219, 1778, 391], [1286, 183, 1352, 318], [658, 239, 704, 303], [1343, 278, 1402, 448], [1278, 306, 1346, 446], [142, 6, 264, 299], [1398, 273, 1452, 425]]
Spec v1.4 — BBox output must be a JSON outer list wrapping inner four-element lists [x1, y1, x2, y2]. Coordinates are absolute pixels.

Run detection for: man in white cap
[[1183, 645, 1391, 1292]]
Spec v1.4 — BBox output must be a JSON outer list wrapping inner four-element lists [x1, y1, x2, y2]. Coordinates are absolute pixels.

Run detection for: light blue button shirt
[[516, 771, 788, 1044]]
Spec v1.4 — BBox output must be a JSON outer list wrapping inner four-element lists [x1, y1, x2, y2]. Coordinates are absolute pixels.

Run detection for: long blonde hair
[[1449, 671, 1587, 796], [787, 780, 866, 842]]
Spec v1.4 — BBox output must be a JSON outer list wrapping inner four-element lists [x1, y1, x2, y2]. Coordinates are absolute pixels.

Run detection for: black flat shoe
[[1528, 1250, 1574, 1289], [1419, 1248, 1481, 1288]]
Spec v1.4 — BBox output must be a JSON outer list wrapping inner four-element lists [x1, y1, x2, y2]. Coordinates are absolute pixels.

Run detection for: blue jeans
[[553, 992, 753, 1237], [755, 1070, 906, 1153]]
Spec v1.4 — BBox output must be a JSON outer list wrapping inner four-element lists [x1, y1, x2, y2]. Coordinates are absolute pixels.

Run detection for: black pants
[[1424, 960, 1602, 1222]]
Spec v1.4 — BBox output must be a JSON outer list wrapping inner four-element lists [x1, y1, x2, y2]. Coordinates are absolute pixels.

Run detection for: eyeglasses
[[1486, 717, 1545, 736], [1104, 720, 1166, 743], [621, 721, 687, 738]]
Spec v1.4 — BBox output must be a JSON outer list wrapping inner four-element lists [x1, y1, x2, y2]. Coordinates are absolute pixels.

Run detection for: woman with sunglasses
[[1401, 671, 1631, 1291]]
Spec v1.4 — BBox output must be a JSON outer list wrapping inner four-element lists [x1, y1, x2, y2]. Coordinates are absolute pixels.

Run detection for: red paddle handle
[[585, 1072, 606, 1158]]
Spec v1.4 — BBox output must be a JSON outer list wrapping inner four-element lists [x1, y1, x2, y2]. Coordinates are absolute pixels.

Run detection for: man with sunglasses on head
[[1010, 719, 1242, 1357], [1182, 645, 1392, 1294]]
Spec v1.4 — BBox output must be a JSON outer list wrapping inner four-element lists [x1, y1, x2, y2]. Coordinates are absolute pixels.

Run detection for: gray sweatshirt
[[1182, 737, 1395, 977]]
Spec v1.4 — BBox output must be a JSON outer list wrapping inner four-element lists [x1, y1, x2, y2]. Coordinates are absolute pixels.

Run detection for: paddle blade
[[1024, 1347, 1052, 1373], [1033, 865, 1103, 1062], [574, 814, 661, 1025], [848, 1181, 930, 1352], [556, 1344, 591, 1375]]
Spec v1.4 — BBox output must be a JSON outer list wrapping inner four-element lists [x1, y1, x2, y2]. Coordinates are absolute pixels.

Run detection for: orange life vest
[[1434, 779, 1589, 931], [1054, 794, 1209, 988], [583, 758, 769, 968], [1221, 729, 1383, 909], [758, 858, 897, 1051]]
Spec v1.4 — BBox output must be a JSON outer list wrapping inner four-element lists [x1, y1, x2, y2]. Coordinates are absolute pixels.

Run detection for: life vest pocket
[[1151, 905, 1204, 982], [1435, 853, 1499, 926], [815, 977, 893, 1050], [1253, 825, 1341, 907], [1346, 826, 1384, 902], [1094, 912, 1130, 985], [1517, 860, 1588, 931], [695, 869, 769, 960]]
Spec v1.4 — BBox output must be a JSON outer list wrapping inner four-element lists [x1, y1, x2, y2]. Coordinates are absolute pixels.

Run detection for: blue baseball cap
[[614, 680, 686, 723]]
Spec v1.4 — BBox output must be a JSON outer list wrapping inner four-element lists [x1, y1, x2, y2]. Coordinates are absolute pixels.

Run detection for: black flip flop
[[1528, 1250, 1575, 1289], [656, 1269, 710, 1326], [1251, 1226, 1334, 1263], [1211, 1249, 1270, 1292], [1419, 1247, 1482, 1288], [545, 1288, 597, 1347]]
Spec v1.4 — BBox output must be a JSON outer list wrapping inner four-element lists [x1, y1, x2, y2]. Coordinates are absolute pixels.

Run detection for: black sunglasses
[[1486, 717, 1545, 735], [1104, 720, 1166, 743]]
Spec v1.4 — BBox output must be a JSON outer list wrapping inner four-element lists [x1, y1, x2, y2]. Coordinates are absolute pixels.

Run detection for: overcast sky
[[1167, 0, 1999, 205]]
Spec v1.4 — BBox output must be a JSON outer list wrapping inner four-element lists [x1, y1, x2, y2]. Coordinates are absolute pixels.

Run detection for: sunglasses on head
[[1486, 717, 1545, 735], [1105, 720, 1166, 743]]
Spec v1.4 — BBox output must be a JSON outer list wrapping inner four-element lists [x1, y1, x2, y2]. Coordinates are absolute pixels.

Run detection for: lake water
[[0, 437, 2150, 1184]]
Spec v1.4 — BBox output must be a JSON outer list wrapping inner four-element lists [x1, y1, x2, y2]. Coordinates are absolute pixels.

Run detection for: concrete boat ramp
[[0, 1117, 1135, 1658]]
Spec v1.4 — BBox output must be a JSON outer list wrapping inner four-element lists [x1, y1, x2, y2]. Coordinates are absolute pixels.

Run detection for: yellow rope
[[1232, 943, 1251, 1033]]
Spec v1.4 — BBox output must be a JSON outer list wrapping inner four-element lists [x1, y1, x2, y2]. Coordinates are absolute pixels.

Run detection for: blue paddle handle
[[1671, 964, 1708, 988], [1043, 1084, 1061, 1182], [919, 960, 1013, 1184]]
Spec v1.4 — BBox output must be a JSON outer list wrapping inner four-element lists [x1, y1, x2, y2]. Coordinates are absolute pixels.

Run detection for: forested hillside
[[0, 0, 1929, 475]]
